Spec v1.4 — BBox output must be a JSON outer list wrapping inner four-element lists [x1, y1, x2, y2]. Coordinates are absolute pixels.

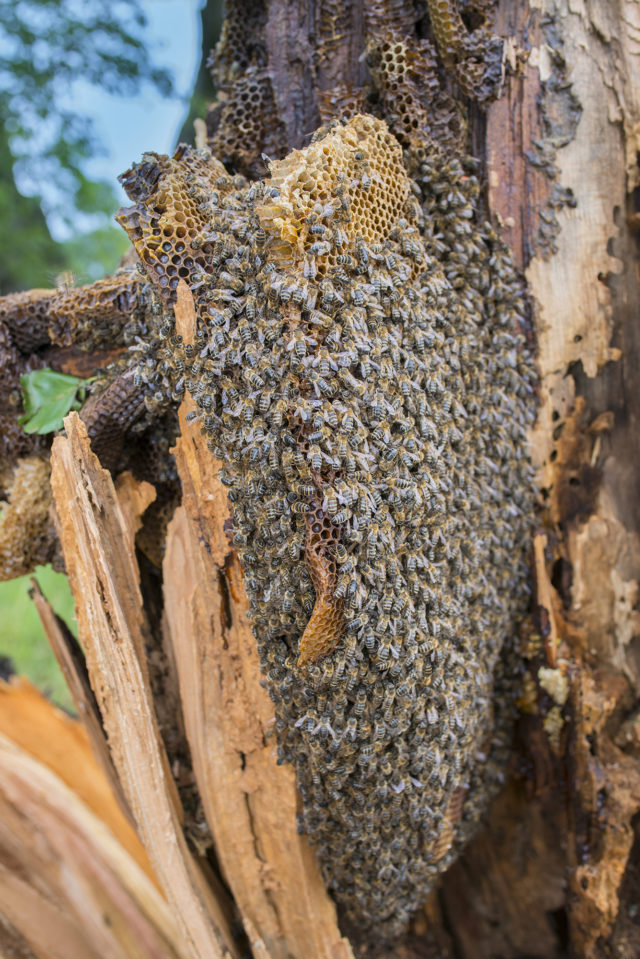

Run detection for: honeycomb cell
[[426, 0, 503, 103], [207, 0, 267, 89], [135, 479, 180, 567], [208, 67, 285, 178], [0, 289, 54, 353], [365, 32, 447, 155], [81, 369, 147, 474], [0, 456, 56, 581], [297, 504, 345, 667], [48, 272, 141, 349], [205, 0, 283, 178], [116, 145, 230, 304]]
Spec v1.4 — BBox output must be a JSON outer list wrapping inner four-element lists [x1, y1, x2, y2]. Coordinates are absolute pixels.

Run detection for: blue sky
[[70, 0, 204, 228]]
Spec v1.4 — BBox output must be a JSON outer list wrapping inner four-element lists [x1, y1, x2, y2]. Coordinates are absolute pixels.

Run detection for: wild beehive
[[113, 113, 535, 938]]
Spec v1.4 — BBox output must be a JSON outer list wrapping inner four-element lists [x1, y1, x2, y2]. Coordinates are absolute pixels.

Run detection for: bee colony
[[110, 113, 536, 939], [0, 0, 538, 941]]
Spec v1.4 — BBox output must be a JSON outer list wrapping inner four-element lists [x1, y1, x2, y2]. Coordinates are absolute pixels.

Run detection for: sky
[[72, 0, 205, 225]]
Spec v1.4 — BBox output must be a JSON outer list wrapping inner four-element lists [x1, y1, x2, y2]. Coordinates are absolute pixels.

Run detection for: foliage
[[0, 0, 172, 224], [0, 0, 174, 291], [61, 222, 131, 285], [0, 565, 76, 712], [19, 369, 92, 434], [0, 123, 67, 291]]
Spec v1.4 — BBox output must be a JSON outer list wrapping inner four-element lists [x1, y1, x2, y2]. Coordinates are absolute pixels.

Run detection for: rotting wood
[[49, 412, 238, 959], [532, 533, 560, 669], [468, 1, 640, 956], [163, 280, 354, 959]]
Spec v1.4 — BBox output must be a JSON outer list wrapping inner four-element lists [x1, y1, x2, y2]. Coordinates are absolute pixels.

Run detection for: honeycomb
[[365, 32, 455, 157], [207, 0, 266, 90], [431, 783, 468, 862], [128, 422, 181, 567], [48, 272, 141, 349], [426, 0, 503, 103], [205, 0, 284, 178], [207, 67, 284, 178], [298, 504, 345, 667], [365, 0, 418, 36], [0, 456, 56, 580], [80, 369, 147, 474], [258, 114, 412, 273], [116, 146, 231, 305], [0, 317, 47, 491], [202, 0, 501, 179], [135, 479, 179, 567], [0, 273, 141, 357], [0, 289, 54, 354], [116, 112, 536, 939]]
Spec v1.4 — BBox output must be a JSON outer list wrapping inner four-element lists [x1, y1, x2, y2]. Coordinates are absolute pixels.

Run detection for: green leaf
[[18, 369, 92, 434]]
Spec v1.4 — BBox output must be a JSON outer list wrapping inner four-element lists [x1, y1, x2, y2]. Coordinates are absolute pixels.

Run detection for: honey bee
[[245, 369, 265, 389]]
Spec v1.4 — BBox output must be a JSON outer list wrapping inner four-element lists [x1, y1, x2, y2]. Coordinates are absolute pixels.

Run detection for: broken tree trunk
[[44, 283, 353, 959], [2, 1, 640, 958], [0, 678, 186, 959]]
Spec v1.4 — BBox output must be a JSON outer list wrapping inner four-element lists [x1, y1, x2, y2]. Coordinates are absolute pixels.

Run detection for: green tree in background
[[0, 124, 66, 290], [177, 0, 222, 145], [0, 0, 174, 291]]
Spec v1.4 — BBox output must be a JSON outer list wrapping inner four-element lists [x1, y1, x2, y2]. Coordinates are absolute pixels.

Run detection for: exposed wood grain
[[532, 532, 560, 668], [486, 3, 548, 270], [29, 577, 136, 831], [0, 677, 152, 884], [0, 731, 186, 959], [49, 412, 238, 959], [163, 283, 354, 959], [489, 0, 623, 486]]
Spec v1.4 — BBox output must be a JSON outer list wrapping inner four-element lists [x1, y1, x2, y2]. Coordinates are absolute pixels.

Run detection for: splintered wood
[[49, 412, 236, 959], [164, 281, 354, 959], [0, 681, 184, 959], [30, 577, 135, 830]]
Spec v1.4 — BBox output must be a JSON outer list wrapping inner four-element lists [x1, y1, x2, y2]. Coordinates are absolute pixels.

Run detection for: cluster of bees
[[116, 112, 536, 939], [0, 0, 535, 940], [0, 0, 534, 938]]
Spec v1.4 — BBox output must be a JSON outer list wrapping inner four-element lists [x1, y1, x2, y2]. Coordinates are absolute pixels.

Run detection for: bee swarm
[[115, 113, 536, 939]]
